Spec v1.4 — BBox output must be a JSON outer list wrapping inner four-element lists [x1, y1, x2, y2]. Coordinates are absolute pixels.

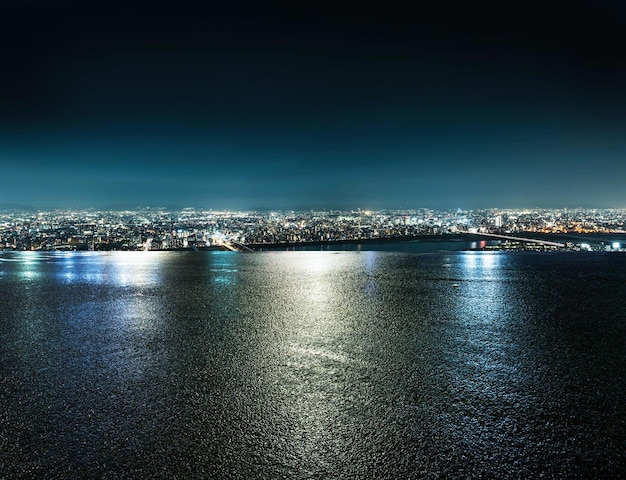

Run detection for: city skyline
[[2, 1, 626, 210], [3, 205, 625, 253]]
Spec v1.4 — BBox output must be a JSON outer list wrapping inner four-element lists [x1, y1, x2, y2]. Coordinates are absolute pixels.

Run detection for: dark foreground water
[[1, 251, 625, 479]]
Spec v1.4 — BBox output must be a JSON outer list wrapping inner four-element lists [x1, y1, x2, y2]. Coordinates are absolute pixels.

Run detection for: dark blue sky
[[1, 0, 626, 210]]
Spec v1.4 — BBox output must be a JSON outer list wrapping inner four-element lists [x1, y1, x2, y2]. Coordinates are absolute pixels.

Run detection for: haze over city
[[2, 0, 625, 210]]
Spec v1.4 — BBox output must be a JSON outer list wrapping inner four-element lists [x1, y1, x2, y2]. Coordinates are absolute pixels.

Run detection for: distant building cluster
[[1, 207, 625, 252]]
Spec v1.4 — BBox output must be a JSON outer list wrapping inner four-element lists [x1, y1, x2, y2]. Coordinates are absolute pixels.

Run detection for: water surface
[[1, 251, 625, 478]]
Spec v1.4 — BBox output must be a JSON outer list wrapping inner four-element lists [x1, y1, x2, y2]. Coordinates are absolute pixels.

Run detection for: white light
[[612, 242, 620, 250]]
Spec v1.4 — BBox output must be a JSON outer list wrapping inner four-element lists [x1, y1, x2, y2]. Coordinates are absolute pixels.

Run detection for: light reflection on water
[[0, 250, 624, 478], [457, 251, 506, 324], [16, 252, 43, 281], [274, 253, 353, 465], [445, 253, 526, 452], [460, 250, 500, 275]]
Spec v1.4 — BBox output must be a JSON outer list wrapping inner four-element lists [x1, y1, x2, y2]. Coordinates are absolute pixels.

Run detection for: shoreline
[[246, 232, 626, 250], [245, 233, 481, 250], [3, 232, 625, 252]]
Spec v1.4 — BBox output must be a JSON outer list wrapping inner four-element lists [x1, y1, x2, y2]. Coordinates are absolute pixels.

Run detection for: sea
[[1, 246, 625, 479]]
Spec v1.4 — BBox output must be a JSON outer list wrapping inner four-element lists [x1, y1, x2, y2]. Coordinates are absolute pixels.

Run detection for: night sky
[[2, 0, 625, 210]]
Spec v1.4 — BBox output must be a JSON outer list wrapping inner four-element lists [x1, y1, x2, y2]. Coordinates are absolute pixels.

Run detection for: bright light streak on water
[[104, 251, 164, 287]]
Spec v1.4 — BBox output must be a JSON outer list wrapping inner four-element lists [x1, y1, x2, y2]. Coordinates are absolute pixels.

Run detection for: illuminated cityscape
[[1, 207, 624, 252], [2, 0, 626, 476]]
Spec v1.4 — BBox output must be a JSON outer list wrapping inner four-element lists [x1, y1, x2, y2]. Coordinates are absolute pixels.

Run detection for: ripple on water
[[0, 250, 625, 478]]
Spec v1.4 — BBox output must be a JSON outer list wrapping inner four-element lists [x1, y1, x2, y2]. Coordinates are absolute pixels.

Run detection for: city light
[[1, 207, 625, 252]]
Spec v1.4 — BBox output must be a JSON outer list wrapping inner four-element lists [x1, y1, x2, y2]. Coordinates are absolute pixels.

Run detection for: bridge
[[223, 241, 254, 252], [473, 232, 566, 248]]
